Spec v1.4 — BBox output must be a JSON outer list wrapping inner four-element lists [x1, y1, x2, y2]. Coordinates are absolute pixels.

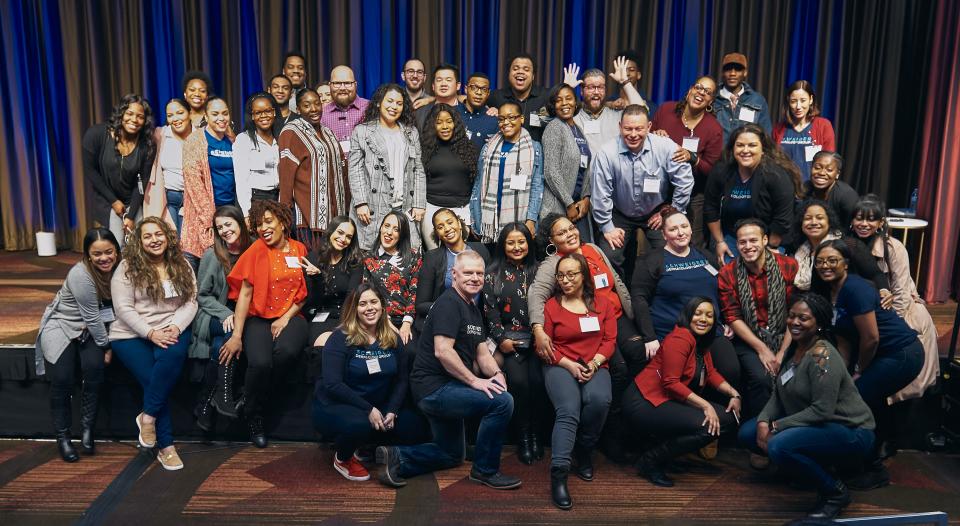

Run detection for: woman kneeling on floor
[[623, 296, 741, 488], [313, 284, 426, 481], [738, 293, 875, 520]]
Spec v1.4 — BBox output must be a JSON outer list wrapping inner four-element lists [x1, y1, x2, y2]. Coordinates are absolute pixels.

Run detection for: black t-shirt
[[410, 288, 486, 401]]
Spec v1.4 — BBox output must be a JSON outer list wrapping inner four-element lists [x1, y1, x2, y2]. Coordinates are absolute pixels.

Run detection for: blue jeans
[[166, 190, 183, 234], [738, 417, 874, 492], [855, 339, 924, 412], [313, 404, 427, 461], [112, 330, 191, 448], [393, 381, 514, 478]]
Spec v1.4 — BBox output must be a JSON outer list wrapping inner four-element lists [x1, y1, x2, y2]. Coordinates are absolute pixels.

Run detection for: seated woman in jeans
[[313, 284, 426, 482], [624, 297, 741, 488], [542, 253, 616, 510], [738, 293, 875, 520]]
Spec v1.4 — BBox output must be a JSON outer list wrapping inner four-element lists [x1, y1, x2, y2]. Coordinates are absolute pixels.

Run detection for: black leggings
[[45, 338, 105, 400], [622, 382, 736, 438], [502, 352, 547, 429], [241, 316, 309, 416]]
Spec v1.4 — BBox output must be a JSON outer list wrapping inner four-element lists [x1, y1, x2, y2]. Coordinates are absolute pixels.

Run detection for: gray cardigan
[[36, 262, 111, 375], [347, 121, 427, 250], [540, 118, 591, 220], [527, 242, 633, 326], [188, 248, 234, 359]]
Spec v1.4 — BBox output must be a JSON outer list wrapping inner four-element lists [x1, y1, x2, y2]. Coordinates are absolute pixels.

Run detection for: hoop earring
[[546, 243, 557, 256], [706, 103, 714, 113]]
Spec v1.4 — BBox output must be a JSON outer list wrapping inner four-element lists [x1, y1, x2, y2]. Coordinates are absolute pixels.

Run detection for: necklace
[[681, 109, 704, 131]]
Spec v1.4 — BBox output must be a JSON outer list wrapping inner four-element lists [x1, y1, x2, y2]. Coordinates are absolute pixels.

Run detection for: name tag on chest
[[804, 144, 822, 162], [703, 264, 719, 276], [583, 120, 600, 134], [593, 273, 610, 289], [643, 177, 661, 194], [580, 154, 589, 169], [339, 140, 351, 153], [509, 171, 528, 191], [579, 316, 601, 332], [366, 358, 381, 374], [162, 281, 178, 299], [739, 107, 756, 123], [780, 366, 796, 385], [284, 256, 302, 269], [313, 311, 330, 323], [528, 113, 542, 127], [682, 137, 700, 152]]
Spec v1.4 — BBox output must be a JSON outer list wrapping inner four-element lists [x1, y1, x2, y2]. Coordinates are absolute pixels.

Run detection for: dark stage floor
[[0, 440, 957, 525]]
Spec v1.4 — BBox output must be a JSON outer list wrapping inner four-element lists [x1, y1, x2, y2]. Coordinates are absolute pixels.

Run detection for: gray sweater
[[188, 248, 234, 359], [36, 262, 111, 375], [540, 118, 591, 219], [758, 340, 875, 432]]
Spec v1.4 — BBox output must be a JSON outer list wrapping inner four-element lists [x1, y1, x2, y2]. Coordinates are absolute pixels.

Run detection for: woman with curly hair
[[82, 94, 157, 244], [110, 217, 197, 471], [220, 200, 310, 448], [418, 103, 478, 249], [348, 83, 427, 250]]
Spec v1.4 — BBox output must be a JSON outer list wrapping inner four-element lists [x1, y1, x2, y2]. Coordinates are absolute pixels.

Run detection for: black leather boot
[[517, 426, 535, 465], [195, 386, 217, 432], [531, 429, 544, 460], [636, 443, 673, 487], [51, 395, 78, 462], [574, 445, 594, 481], [550, 465, 572, 510], [79, 383, 99, 455], [248, 414, 267, 448], [213, 359, 239, 418], [56, 430, 79, 463], [808, 481, 851, 519]]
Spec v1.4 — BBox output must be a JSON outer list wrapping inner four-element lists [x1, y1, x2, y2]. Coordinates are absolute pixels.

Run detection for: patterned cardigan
[[180, 128, 219, 258]]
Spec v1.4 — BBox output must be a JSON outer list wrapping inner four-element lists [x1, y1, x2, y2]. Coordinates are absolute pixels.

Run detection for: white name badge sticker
[[366, 358, 382, 374], [580, 154, 589, 169], [703, 263, 719, 276], [579, 316, 601, 333], [739, 107, 756, 123], [339, 140, 351, 153], [643, 177, 661, 194], [583, 120, 601, 134], [99, 307, 116, 323], [593, 273, 610, 289], [682, 136, 700, 152], [780, 366, 795, 385], [804, 144, 822, 162], [313, 311, 331, 323], [509, 172, 528, 191], [162, 281, 178, 299], [285, 256, 302, 268], [466, 130, 472, 140], [528, 113, 542, 127]]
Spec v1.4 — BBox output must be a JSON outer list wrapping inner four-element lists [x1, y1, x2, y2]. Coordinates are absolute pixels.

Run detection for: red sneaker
[[333, 453, 370, 481]]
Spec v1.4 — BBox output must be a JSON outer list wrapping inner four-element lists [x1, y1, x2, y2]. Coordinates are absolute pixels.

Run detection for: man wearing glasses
[[401, 58, 431, 109], [573, 68, 623, 156], [458, 72, 499, 147], [321, 65, 370, 150]]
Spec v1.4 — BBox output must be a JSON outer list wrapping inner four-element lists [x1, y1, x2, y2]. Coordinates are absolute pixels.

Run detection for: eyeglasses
[[583, 84, 606, 92], [814, 257, 844, 268], [555, 271, 582, 282], [403, 69, 425, 76], [466, 84, 490, 94], [692, 83, 714, 95], [551, 224, 578, 238], [252, 110, 274, 118], [497, 114, 522, 123], [330, 81, 356, 89]]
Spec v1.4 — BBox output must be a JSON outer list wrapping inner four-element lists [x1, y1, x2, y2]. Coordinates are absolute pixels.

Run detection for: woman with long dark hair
[[144, 98, 193, 234], [37, 228, 121, 461], [348, 83, 427, 250], [772, 80, 836, 183], [110, 218, 198, 470], [235, 92, 282, 218], [83, 94, 157, 244], [190, 205, 254, 431], [362, 211, 422, 346], [418, 103, 479, 249], [541, 83, 594, 241], [301, 215, 364, 344]]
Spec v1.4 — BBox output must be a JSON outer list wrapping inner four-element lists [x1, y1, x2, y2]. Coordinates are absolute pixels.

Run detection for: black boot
[[248, 414, 267, 448], [808, 481, 851, 519], [574, 445, 594, 481], [635, 443, 674, 487], [51, 394, 78, 462], [79, 383, 99, 455], [531, 429, 544, 460], [195, 386, 217, 432], [517, 426, 535, 465], [550, 465, 572, 510], [57, 430, 79, 463], [844, 456, 890, 490], [213, 359, 239, 418]]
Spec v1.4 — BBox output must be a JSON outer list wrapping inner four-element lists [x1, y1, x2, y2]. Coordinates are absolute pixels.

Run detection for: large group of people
[[36, 49, 939, 520]]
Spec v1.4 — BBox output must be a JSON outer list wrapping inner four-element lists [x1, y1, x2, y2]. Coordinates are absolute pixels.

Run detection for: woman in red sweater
[[623, 296, 742, 487], [542, 253, 617, 510], [772, 80, 836, 183]]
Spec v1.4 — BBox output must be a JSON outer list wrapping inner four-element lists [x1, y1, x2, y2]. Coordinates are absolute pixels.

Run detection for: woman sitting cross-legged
[[623, 297, 741, 488], [313, 284, 427, 481], [738, 293, 876, 520]]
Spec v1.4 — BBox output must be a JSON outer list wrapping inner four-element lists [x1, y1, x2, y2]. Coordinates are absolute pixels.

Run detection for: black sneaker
[[375, 446, 407, 488], [468, 469, 522, 490]]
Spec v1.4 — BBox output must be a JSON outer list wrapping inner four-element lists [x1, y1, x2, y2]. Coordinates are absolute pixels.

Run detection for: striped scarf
[[735, 249, 787, 351], [477, 130, 535, 242]]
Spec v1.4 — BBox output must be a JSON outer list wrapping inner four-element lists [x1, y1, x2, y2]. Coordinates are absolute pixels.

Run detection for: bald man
[[321, 65, 370, 147]]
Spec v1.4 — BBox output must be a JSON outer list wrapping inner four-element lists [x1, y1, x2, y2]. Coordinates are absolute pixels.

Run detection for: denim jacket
[[712, 82, 773, 142]]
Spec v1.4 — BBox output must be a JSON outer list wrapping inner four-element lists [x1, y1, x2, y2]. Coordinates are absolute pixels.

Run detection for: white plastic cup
[[36, 231, 57, 257]]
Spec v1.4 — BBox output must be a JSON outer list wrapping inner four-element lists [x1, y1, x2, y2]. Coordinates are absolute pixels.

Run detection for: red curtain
[[918, 0, 960, 302]]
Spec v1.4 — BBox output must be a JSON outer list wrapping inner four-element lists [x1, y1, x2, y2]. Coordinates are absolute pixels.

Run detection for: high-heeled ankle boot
[[574, 445, 594, 481], [79, 383, 100, 455], [517, 426, 535, 465], [550, 465, 572, 510], [808, 481, 851, 519], [195, 386, 217, 432], [213, 359, 239, 418], [51, 396, 78, 462], [248, 414, 267, 448], [531, 429, 544, 460]]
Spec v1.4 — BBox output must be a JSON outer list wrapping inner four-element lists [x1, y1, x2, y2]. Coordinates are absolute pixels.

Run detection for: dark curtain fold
[[0, 0, 947, 261]]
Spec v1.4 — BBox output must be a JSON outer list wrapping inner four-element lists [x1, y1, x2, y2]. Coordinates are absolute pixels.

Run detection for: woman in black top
[[82, 94, 157, 244], [804, 151, 859, 228], [302, 215, 364, 344], [415, 208, 490, 332], [418, 103, 479, 250], [482, 221, 544, 465]]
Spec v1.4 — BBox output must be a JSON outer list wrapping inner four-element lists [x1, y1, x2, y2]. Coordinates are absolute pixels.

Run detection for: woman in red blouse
[[220, 200, 309, 447], [623, 296, 742, 487], [542, 253, 616, 510]]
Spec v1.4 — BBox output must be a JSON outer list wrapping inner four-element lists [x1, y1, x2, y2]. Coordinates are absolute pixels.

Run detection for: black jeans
[[313, 403, 428, 461], [732, 337, 774, 420], [45, 337, 105, 430], [622, 382, 736, 438], [241, 316, 309, 416], [596, 208, 666, 282], [502, 351, 547, 430]]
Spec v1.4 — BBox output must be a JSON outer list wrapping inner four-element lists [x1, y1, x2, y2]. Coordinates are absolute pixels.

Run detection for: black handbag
[[504, 330, 532, 351]]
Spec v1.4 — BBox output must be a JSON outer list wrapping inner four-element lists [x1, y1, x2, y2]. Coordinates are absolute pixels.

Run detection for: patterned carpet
[[0, 440, 958, 525]]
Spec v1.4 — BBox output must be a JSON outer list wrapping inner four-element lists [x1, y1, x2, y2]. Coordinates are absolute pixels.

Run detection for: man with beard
[[415, 64, 462, 128], [488, 54, 549, 142], [573, 68, 623, 155], [458, 72, 499, 147], [267, 74, 295, 124], [282, 52, 307, 113], [401, 58, 431, 110], [321, 65, 370, 151]]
